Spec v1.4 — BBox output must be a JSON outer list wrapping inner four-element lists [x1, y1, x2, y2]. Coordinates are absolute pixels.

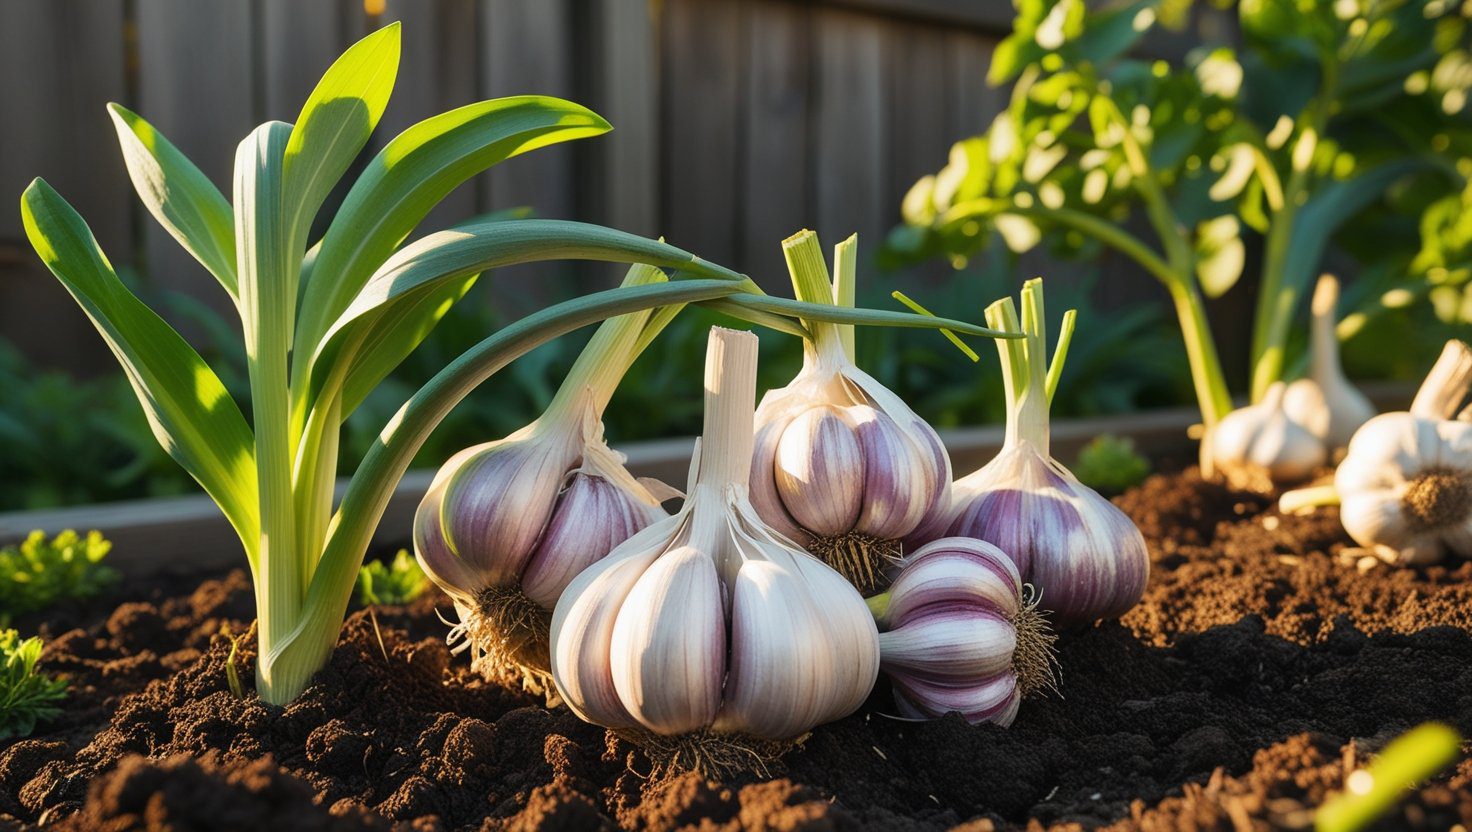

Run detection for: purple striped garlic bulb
[[551, 328, 880, 769], [874, 537, 1057, 727], [415, 265, 677, 694], [938, 279, 1149, 627], [750, 231, 950, 595]]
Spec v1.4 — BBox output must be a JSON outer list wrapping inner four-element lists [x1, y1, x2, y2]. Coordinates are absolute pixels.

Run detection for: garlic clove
[[773, 405, 865, 537], [884, 538, 1021, 626], [890, 672, 1021, 727], [850, 404, 945, 541], [520, 472, 661, 608], [609, 545, 726, 735], [548, 533, 667, 729], [877, 610, 1015, 679], [413, 473, 482, 605], [748, 408, 813, 544], [439, 435, 581, 587]]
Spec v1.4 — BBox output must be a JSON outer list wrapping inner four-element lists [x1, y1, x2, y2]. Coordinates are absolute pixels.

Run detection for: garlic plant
[[1207, 382, 1327, 492], [1283, 275, 1375, 453], [1336, 340, 1472, 565], [414, 265, 679, 693], [940, 279, 1149, 626], [749, 231, 951, 594], [550, 328, 880, 773], [870, 537, 1057, 727]]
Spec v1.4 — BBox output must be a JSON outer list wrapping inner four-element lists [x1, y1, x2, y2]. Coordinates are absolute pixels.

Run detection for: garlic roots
[[939, 279, 1149, 626], [1207, 382, 1327, 492], [750, 231, 950, 595], [550, 327, 880, 771], [1335, 340, 1472, 565], [414, 265, 677, 694], [873, 537, 1057, 727], [1282, 274, 1375, 452]]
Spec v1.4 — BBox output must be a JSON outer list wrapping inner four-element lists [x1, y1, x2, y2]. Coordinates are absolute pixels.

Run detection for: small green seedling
[[0, 629, 67, 740], [356, 549, 429, 607], [1074, 435, 1151, 496], [0, 529, 116, 624], [1316, 722, 1464, 832]]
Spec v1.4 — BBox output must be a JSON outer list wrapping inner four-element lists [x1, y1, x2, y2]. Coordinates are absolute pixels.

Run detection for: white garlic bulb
[[750, 231, 950, 594], [1282, 274, 1375, 451], [415, 265, 676, 692], [940, 279, 1150, 626], [874, 538, 1056, 727], [1207, 382, 1327, 492], [1334, 340, 1472, 566], [551, 328, 880, 759]]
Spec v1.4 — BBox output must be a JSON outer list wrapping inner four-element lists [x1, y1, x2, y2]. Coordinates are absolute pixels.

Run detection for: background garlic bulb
[[1283, 274, 1375, 452], [942, 279, 1149, 626], [1207, 382, 1327, 492], [750, 231, 950, 594], [415, 265, 677, 693], [551, 327, 880, 773], [873, 538, 1056, 727], [1335, 340, 1472, 565]]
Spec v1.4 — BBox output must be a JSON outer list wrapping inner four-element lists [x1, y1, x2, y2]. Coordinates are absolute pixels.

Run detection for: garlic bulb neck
[[694, 323, 758, 490], [1282, 274, 1374, 450], [1402, 468, 1472, 532]]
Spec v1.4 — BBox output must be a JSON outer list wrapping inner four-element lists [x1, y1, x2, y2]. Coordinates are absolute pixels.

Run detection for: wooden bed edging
[[0, 407, 1202, 575]]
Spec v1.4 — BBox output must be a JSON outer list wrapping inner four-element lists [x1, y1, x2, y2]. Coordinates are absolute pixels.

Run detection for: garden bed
[[3, 465, 1471, 831]]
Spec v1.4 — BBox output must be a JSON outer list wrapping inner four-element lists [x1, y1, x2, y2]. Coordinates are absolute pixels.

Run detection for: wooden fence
[[0, 0, 1236, 376]]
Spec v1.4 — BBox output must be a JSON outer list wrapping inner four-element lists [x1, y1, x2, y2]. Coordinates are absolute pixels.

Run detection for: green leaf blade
[[107, 103, 238, 300], [19, 179, 259, 562]]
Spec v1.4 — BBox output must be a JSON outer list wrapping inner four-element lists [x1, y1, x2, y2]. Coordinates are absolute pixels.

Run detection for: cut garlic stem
[[1278, 483, 1341, 516], [833, 233, 859, 361], [1410, 340, 1472, 420]]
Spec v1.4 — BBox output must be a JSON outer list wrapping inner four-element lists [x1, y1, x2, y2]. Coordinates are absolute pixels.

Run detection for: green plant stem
[[1251, 63, 1338, 402], [259, 278, 747, 705], [833, 234, 859, 360], [783, 230, 845, 359]]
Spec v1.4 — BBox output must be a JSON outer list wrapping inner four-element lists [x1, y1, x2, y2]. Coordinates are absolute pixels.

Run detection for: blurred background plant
[[886, 0, 1472, 428], [0, 530, 116, 626]]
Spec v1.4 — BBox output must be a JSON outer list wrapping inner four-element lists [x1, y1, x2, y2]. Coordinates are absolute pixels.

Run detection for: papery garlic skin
[[1209, 382, 1327, 492], [940, 280, 1149, 627], [414, 265, 676, 691], [750, 232, 950, 594], [551, 328, 880, 752], [876, 537, 1056, 727], [1282, 275, 1375, 451], [1335, 412, 1472, 565], [944, 445, 1149, 626]]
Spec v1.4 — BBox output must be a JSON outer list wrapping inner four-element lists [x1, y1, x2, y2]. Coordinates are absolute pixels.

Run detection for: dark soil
[[3, 468, 1471, 830]]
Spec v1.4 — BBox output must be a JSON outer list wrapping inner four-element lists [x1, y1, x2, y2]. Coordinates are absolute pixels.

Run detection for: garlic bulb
[[1282, 274, 1375, 452], [750, 231, 950, 594], [1207, 382, 1327, 492], [415, 265, 677, 693], [550, 327, 880, 770], [873, 537, 1057, 727], [941, 279, 1149, 626], [1334, 340, 1472, 565]]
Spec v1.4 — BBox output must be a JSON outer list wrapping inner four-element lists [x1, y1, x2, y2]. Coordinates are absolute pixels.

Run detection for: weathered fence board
[[1, 0, 1234, 375]]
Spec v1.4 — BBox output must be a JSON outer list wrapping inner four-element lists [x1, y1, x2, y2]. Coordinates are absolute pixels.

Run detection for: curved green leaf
[[19, 179, 259, 562], [107, 103, 237, 301], [294, 95, 612, 370], [284, 22, 400, 246]]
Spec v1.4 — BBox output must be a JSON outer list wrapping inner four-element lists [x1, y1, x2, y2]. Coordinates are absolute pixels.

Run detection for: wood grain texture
[[584, 0, 659, 238], [741, 0, 811, 288], [813, 8, 886, 253], [0, 1, 131, 374]]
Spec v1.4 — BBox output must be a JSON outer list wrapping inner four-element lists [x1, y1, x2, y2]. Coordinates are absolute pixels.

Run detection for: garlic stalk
[[1207, 382, 1327, 492], [941, 279, 1149, 626], [1283, 274, 1375, 452], [414, 265, 679, 694], [1335, 340, 1472, 565], [870, 537, 1057, 727], [550, 327, 880, 773], [749, 231, 951, 594]]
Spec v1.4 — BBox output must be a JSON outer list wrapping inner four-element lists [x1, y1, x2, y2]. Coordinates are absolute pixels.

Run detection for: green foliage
[[355, 550, 429, 607], [0, 629, 68, 740], [0, 530, 116, 624], [888, 0, 1472, 414], [1315, 722, 1463, 832], [1073, 434, 1152, 495]]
